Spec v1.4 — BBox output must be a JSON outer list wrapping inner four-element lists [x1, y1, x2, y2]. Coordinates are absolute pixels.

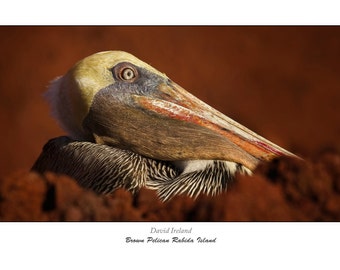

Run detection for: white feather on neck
[[44, 76, 84, 140], [172, 160, 252, 176]]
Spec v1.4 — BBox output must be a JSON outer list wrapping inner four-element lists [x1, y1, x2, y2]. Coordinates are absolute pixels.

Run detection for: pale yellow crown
[[45, 51, 167, 139]]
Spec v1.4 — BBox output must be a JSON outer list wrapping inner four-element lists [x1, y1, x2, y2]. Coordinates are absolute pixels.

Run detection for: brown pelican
[[32, 51, 297, 201]]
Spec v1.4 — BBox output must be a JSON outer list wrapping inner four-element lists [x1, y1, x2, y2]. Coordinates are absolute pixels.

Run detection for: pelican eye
[[114, 63, 138, 82]]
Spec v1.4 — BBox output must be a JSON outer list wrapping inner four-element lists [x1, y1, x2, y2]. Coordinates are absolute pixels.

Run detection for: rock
[[1, 150, 339, 221]]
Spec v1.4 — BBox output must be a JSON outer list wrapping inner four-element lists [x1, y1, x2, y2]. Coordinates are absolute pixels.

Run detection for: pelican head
[[46, 51, 296, 173]]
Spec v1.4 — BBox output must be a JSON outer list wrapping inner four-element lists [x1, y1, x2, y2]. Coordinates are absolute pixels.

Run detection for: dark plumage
[[33, 136, 248, 201]]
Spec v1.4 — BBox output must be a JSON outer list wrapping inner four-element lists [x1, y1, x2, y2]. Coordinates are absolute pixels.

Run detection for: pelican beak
[[133, 80, 297, 170]]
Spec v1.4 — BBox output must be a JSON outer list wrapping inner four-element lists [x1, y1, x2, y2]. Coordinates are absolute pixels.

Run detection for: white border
[[1, 2, 339, 269], [1, 1, 340, 25], [1, 222, 339, 269]]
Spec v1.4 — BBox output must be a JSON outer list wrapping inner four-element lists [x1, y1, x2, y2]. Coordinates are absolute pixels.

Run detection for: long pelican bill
[[77, 55, 297, 172], [132, 81, 296, 171]]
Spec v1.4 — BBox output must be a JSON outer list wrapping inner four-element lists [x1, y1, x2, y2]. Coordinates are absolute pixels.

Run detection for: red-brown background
[[1, 26, 339, 177]]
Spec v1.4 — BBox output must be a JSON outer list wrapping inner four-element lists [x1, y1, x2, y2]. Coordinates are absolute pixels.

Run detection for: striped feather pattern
[[157, 161, 250, 201], [32, 136, 250, 201]]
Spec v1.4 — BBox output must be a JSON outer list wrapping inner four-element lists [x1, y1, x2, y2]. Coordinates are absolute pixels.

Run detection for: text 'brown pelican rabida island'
[[32, 51, 297, 201]]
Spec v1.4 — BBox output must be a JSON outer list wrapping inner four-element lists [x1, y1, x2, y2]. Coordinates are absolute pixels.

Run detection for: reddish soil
[[1, 26, 339, 221], [1, 152, 339, 221]]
